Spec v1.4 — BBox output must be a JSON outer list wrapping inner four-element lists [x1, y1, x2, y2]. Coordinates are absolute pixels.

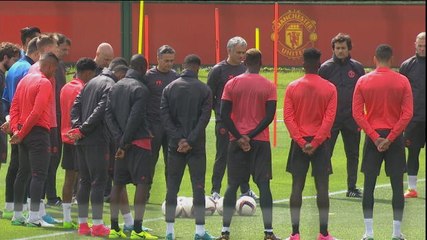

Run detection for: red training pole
[[144, 14, 149, 68], [215, 8, 220, 63], [273, 2, 279, 147]]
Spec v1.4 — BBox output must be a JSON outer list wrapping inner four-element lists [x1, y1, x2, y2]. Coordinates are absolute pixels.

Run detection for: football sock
[[364, 218, 374, 237], [13, 211, 23, 219], [62, 203, 72, 222], [5, 202, 13, 211], [28, 211, 39, 222], [393, 220, 401, 238], [196, 224, 205, 236], [92, 219, 103, 225], [78, 217, 88, 224], [166, 222, 174, 235], [408, 175, 417, 190], [38, 201, 46, 216], [111, 219, 120, 232], [123, 212, 133, 227], [134, 219, 142, 233]]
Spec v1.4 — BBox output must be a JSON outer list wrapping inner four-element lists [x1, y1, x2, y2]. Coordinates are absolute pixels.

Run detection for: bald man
[[91, 42, 115, 201], [94, 43, 114, 75]]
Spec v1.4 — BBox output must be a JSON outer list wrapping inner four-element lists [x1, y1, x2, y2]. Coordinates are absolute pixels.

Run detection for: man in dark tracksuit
[[400, 31, 426, 198], [70, 67, 116, 237], [92, 42, 115, 202], [106, 54, 158, 239], [161, 55, 215, 240], [44, 33, 72, 207], [207, 36, 257, 201], [143, 45, 179, 199], [318, 33, 365, 198]]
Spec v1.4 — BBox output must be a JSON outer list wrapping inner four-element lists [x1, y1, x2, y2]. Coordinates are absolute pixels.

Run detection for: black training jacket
[[318, 55, 365, 128], [160, 70, 212, 149], [71, 68, 116, 145], [143, 67, 179, 127], [400, 54, 426, 122], [105, 69, 151, 149]]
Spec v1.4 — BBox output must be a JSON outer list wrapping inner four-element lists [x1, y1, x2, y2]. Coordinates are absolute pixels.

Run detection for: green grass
[[0, 68, 424, 239]]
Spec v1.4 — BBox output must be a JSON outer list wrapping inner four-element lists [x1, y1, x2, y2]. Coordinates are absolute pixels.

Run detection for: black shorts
[[61, 143, 78, 170], [361, 130, 406, 177], [227, 140, 272, 185], [113, 145, 152, 185], [404, 121, 426, 149], [286, 137, 332, 177]]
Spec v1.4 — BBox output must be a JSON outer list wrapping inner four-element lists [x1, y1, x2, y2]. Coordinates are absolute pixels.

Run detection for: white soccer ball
[[177, 196, 186, 203], [216, 197, 224, 216], [235, 196, 256, 216], [180, 197, 194, 218], [205, 196, 216, 216], [161, 199, 183, 217]]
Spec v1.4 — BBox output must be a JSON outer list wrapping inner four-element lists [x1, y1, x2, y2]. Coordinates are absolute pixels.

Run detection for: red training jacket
[[352, 67, 413, 142], [10, 72, 53, 139], [60, 78, 84, 144], [29, 62, 57, 128], [284, 74, 337, 148]]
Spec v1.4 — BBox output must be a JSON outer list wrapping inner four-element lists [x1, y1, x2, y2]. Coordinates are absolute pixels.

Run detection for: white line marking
[[273, 178, 426, 203], [13, 179, 425, 239], [14, 231, 75, 240]]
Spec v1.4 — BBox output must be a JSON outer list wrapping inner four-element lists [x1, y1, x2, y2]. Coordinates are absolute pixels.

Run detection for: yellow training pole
[[255, 27, 260, 50], [138, 0, 144, 54]]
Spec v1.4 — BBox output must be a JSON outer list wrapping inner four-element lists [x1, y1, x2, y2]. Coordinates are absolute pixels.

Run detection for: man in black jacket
[[143, 45, 179, 200], [400, 31, 426, 198], [69, 64, 116, 237], [105, 54, 158, 240], [318, 33, 365, 198], [207, 36, 258, 201], [161, 55, 215, 240]]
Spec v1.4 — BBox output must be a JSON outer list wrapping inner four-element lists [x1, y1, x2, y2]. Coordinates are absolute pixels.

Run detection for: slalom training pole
[[144, 14, 149, 67], [255, 27, 260, 50], [138, 0, 144, 54], [215, 8, 220, 63]]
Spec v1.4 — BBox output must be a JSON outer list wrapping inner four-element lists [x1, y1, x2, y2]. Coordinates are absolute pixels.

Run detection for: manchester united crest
[[271, 10, 318, 60]]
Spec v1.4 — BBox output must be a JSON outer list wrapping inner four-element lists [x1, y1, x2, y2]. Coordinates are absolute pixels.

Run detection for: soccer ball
[[205, 196, 216, 216], [180, 197, 194, 218], [235, 196, 256, 216], [216, 197, 238, 216], [216, 197, 224, 215], [177, 196, 186, 204], [161, 199, 183, 217]]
